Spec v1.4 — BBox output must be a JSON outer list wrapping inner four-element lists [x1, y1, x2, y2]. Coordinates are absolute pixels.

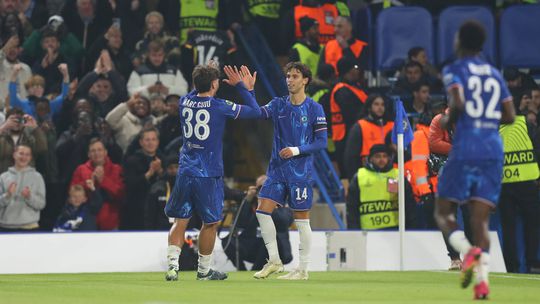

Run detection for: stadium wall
[[0, 231, 505, 274]]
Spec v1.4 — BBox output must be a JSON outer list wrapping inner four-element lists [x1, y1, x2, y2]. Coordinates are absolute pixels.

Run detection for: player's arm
[[499, 78, 516, 124], [222, 65, 261, 119], [279, 107, 328, 159], [440, 68, 464, 130]]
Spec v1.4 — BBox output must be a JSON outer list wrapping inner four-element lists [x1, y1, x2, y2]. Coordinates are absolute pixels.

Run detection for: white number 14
[[295, 188, 308, 200]]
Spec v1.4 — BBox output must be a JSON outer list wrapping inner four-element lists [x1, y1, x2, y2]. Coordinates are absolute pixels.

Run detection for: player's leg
[[193, 177, 227, 280], [278, 183, 313, 280], [164, 174, 193, 281], [254, 178, 285, 279], [468, 200, 492, 299]]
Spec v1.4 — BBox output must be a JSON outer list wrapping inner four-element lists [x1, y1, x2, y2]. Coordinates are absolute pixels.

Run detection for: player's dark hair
[[458, 20, 486, 53], [192, 64, 220, 93], [285, 62, 312, 86], [408, 47, 425, 60]]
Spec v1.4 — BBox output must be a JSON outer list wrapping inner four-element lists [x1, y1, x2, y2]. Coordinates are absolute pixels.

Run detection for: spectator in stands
[[10, 63, 69, 119], [149, 93, 166, 119], [61, 0, 113, 50], [343, 94, 393, 179], [319, 15, 369, 74], [499, 101, 540, 273], [405, 46, 438, 79], [21, 15, 84, 69], [31, 28, 75, 95], [394, 61, 442, 99], [1, 0, 48, 36], [157, 94, 181, 151], [122, 127, 164, 230], [69, 137, 125, 230], [127, 40, 188, 99], [0, 108, 46, 174], [144, 153, 178, 230], [86, 24, 132, 80], [0, 11, 26, 44], [133, 11, 180, 69], [221, 175, 294, 271], [289, 16, 321, 77], [346, 144, 416, 230], [330, 57, 368, 177], [1, 35, 31, 109], [0, 144, 46, 232], [76, 50, 128, 118], [503, 68, 538, 106], [405, 81, 430, 127], [105, 93, 157, 153], [53, 181, 103, 232]]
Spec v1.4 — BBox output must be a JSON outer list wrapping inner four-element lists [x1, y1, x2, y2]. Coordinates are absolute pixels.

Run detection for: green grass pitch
[[1, 271, 539, 303]]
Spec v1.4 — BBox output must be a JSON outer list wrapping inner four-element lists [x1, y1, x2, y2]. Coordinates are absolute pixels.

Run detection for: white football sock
[[198, 252, 212, 275], [448, 230, 472, 255], [256, 211, 280, 263], [167, 245, 181, 271], [477, 252, 490, 284], [295, 219, 312, 271]]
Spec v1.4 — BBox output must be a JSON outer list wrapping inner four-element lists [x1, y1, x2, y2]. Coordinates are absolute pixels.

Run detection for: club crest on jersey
[[301, 116, 308, 122]]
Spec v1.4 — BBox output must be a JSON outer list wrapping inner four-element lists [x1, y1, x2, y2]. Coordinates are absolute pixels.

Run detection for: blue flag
[[391, 99, 414, 147]]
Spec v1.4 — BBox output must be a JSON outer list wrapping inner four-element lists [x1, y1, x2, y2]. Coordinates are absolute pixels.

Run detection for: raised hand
[[22, 114, 37, 128], [86, 179, 96, 191], [11, 64, 22, 81], [222, 65, 242, 87], [239, 65, 257, 91], [93, 165, 105, 183]]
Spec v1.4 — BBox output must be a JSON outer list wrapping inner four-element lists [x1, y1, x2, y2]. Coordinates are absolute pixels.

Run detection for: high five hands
[[223, 65, 257, 91]]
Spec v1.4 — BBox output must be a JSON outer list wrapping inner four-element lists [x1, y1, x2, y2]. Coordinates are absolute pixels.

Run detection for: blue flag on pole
[[391, 99, 414, 147]]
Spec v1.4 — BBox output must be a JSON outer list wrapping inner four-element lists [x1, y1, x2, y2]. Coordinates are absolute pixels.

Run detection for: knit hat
[[337, 57, 360, 76], [299, 16, 318, 34], [369, 144, 390, 159]]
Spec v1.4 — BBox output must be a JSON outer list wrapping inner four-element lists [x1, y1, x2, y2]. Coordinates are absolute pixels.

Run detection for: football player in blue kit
[[246, 62, 328, 280], [434, 21, 515, 299], [164, 63, 261, 281]]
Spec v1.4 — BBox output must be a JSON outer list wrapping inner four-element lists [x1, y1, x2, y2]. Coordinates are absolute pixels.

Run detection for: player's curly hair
[[285, 62, 312, 86], [192, 64, 220, 93], [458, 20, 486, 53]]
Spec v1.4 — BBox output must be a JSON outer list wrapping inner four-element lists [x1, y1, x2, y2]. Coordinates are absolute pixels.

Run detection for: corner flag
[[391, 99, 414, 147]]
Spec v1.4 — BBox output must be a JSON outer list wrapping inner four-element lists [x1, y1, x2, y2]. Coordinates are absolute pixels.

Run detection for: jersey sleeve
[[312, 103, 328, 133], [218, 99, 242, 119], [261, 98, 278, 120], [442, 65, 463, 91], [495, 70, 513, 104]]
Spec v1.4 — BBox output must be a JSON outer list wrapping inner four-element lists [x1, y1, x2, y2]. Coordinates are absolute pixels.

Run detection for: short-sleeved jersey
[[262, 96, 327, 182], [185, 30, 235, 67], [442, 57, 512, 160], [178, 94, 242, 177]]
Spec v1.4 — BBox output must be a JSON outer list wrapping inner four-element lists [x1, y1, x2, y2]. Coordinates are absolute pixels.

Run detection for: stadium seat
[[375, 7, 434, 72], [437, 6, 496, 66], [500, 4, 540, 69]]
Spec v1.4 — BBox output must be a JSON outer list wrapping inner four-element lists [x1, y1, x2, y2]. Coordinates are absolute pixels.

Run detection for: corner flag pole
[[397, 132, 405, 271]]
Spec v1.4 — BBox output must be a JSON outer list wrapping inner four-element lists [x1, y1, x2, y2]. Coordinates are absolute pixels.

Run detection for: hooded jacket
[[0, 166, 46, 228]]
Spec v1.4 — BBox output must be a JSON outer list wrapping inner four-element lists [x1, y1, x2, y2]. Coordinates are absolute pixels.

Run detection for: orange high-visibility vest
[[405, 124, 433, 201], [294, 4, 338, 44], [330, 82, 368, 141], [358, 119, 394, 158], [324, 39, 368, 73]]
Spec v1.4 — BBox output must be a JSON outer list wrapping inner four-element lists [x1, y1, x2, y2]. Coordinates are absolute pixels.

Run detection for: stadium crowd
[[0, 0, 538, 273]]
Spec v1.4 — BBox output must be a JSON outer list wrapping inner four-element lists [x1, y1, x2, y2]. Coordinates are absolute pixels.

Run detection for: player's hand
[[279, 147, 295, 159], [222, 65, 242, 86], [239, 65, 257, 91], [21, 187, 31, 199], [7, 182, 17, 197]]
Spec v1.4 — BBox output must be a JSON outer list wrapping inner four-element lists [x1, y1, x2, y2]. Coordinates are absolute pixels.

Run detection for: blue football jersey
[[261, 96, 327, 182], [442, 57, 512, 160], [177, 87, 259, 177]]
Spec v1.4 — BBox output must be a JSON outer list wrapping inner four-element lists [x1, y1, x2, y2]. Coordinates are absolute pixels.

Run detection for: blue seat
[[351, 6, 373, 70], [500, 4, 540, 68], [437, 6, 495, 66], [375, 7, 433, 71]]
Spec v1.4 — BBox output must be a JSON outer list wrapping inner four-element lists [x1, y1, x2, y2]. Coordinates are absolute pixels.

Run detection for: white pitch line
[[431, 270, 540, 281]]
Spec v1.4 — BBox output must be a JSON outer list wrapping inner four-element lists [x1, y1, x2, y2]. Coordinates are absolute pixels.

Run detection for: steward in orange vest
[[343, 94, 393, 179], [319, 16, 368, 75], [294, 2, 338, 44]]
